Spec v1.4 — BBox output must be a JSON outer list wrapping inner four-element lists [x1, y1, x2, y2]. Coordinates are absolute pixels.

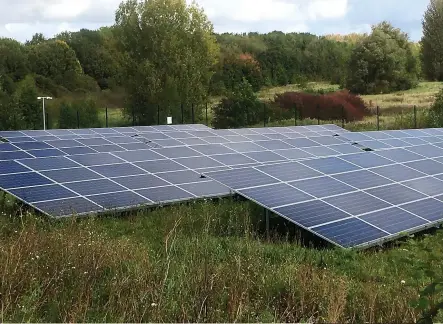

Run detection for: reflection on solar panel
[[0, 124, 352, 217], [206, 129, 443, 248]]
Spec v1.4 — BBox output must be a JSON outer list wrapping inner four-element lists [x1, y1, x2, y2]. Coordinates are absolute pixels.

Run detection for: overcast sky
[[0, 0, 429, 42]]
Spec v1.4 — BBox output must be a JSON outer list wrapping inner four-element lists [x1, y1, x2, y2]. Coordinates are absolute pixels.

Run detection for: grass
[[1, 199, 443, 322]]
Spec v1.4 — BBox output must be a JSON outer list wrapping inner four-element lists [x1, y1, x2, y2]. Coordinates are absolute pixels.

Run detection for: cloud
[[0, 0, 427, 42]]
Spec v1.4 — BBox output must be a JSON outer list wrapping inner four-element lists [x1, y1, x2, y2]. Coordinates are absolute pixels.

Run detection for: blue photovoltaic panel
[[273, 148, 315, 160], [255, 140, 294, 150], [0, 151, 33, 160], [154, 147, 201, 159], [332, 170, 393, 190], [64, 179, 126, 196], [179, 181, 230, 197], [113, 149, 164, 162], [42, 167, 103, 183], [0, 172, 53, 189], [323, 191, 391, 216], [206, 168, 278, 190], [202, 136, 230, 144], [339, 153, 394, 168], [135, 159, 187, 173], [19, 156, 79, 171], [404, 160, 443, 175], [244, 151, 287, 163], [314, 218, 387, 248], [289, 176, 356, 198], [13, 141, 53, 150], [0, 160, 30, 174], [310, 136, 346, 146], [366, 184, 427, 205], [360, 208, 428, 235], [137, 186, 194, 202], [10, 184, 77, 203], [401, 199, 443, 222], [28, 149, 66, 158], [223, 142, 268, 153], [34, 197, 103, 217], [87, 191, 150, 209], [274, 200, 350, 228], [256, 162, 322, 181], [374, 148, 424, 163], [401, 177, 443, 196], [405, 144, 443, 158], [302, 146, 340, 157], [89, 163, 146, 178], [44, 140, 81, 148], [327, 144, 363, 154], [370, 164, 426, 182], [191, 144, 236, 155], [284, 138, 321, 148], [0, 143, 20, 151], [301, 157, 361, 174], [90, 145, 125, 153], [157, 170, 203, 185], [239, 183, 313, 208], [174, 156, 223, 169], [379, 138, 410, 148], [210, 153, 257, 166], [68, 153, 124, 167], [358, 140, 393, 150], [60, 147, 98, 155], [112, 174, 169, 190]]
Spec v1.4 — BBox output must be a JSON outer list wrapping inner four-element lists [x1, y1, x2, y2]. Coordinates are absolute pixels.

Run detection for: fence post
[[157, 104, 160, 125], [77, 110, 80, 129], [192, 103, 195, 124], [341, 105, 345, 129], [263, 102, 266, 127], [181, 103, 184, 124], [294, 103, 297, 126], [206, 102, 208, 126], [132, 108, 135, 126], [376, 106, 380, 131], [414, 105, 417, 129], [317, 104, 320, 125], [105, 107, 108, 128]]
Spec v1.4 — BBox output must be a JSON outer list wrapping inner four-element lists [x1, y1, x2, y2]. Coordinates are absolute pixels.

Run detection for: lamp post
[[37, 96, 52, 130]]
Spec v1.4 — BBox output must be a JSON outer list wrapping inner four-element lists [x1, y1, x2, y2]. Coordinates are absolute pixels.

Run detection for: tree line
[[1, 0, 443, 130]]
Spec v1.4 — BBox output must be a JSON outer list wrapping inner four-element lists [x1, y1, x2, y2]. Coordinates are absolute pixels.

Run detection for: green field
[[1, 199, 442, 322]]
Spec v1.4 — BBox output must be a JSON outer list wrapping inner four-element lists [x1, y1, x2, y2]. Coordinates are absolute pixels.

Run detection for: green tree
[[421, 0, 443, 81], [28, 40, 84, 90], [115, 0, 219, 125], [0, 38, 29, 83], [25, 33, 46, 46], [212, 78, 262, 128], [0, 82, 21, 130], [346, 22, 419, 94], [72, 97, 100, 128], [15, 75, 41, 129], [58, 101, 77, 129]]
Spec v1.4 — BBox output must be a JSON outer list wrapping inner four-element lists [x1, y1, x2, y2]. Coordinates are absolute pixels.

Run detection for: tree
[[58, 101, 77, 129], [28, 40, 83, 90], [115, 0, 219, 125], [15, 75, 41, 129], [421, 0, 443, 81], [212, 78, 262, 128], [346, 22, 419, 94], [0, 38, 29, 83], [25, 33, 46, 46]]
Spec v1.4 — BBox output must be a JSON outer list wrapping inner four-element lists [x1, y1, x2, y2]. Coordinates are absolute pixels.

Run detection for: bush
[[57, 97, 100, 129], [212, 78, 263, 128], [428, 88, 443, 127], [272, 90, 371, 122]]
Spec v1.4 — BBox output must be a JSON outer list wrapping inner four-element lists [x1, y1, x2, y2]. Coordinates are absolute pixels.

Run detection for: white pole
[[42, 98, 46, 130]]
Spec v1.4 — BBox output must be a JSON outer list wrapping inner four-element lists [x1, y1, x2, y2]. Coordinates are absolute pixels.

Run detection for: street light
[[37, 96, 52, 130]]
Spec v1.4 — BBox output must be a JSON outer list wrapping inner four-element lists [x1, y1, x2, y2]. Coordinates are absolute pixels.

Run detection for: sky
[[0, 0, 430, 43]]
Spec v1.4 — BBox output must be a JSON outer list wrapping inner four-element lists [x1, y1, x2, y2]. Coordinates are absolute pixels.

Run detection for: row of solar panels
[[3, 124, 443, 250], [0, 124, 352, 217], [206, 137, 443, 249]]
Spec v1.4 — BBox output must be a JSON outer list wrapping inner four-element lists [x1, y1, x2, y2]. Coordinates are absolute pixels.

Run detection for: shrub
[[272, 90, 371, 122], [428, 88, 443, 127], [57, 97, 100, 129], [212, 78, 263, 129]]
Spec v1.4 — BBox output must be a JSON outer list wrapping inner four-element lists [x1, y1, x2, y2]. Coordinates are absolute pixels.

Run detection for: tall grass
[[2, 200, 443, 322]]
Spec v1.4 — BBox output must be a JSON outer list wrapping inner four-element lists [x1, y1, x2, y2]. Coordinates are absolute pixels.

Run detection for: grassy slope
[[1, 200, 442, 322]]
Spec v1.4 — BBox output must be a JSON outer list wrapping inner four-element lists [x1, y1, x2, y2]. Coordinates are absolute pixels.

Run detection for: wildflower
[[401, 280, 406, 284], [151, 303, 158, 307]]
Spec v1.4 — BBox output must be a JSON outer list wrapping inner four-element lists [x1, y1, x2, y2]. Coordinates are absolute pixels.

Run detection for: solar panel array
[[0, 124, 352, 217], [206, 129, 443, 249]]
